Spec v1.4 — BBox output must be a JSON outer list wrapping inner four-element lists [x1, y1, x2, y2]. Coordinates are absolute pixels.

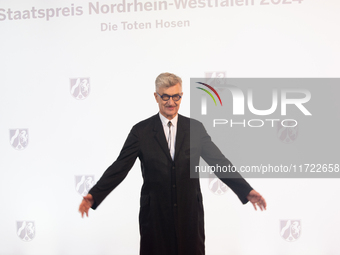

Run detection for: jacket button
[[173, 185, 176, 188], [172, 166, 175, 170], [174, 203, 177, 207]]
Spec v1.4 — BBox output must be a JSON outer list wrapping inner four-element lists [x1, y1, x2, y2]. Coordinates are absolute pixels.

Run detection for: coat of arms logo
[[17, 221, 35, 241], [70, 78, 90, 99], [205, 71, 227, 86], [277, 121, 299, 143], [9, 129, 29, 150], [208, 176, 229, 195], [75, 175, 95, 196], [280, 219, 301, 242]]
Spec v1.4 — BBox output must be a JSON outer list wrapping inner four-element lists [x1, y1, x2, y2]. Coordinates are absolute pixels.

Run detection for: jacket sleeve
[[198, 122, 253, 204], [89, 125, 140, 209]]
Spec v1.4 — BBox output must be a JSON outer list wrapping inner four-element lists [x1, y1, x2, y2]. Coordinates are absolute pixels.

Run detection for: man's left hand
[[247, 190, 267, 211]]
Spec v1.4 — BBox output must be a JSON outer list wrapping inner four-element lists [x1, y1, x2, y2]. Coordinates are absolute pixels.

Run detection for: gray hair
[[155, 72, 182, 91]]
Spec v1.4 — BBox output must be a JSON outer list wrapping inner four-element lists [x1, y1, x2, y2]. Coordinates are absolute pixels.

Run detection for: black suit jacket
[[89, 114, 253, 255]]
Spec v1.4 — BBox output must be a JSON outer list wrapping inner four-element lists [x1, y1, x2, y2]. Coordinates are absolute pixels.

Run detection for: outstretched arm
[[196, 120, 267, 209], [79, 194, 94, 217], [247, 190, 267, 211], [83, 125, 140, 211]]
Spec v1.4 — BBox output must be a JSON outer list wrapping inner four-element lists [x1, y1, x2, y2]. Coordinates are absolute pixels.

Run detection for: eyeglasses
[[157, 92, 182, 102]]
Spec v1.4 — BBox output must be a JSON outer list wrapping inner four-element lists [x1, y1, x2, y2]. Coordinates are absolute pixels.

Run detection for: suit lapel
[[174, 114, 188, 161], [153, 114, 173, 162]]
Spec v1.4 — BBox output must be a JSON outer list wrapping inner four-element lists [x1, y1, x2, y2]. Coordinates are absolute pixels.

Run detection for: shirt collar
[[159, 113, 178, 128]]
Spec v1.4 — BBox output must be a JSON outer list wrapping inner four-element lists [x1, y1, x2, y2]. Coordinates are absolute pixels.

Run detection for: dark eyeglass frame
[[157, 92, 182, 102]]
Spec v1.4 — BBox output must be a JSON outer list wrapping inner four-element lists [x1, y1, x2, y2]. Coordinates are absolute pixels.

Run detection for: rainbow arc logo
[[196, 82, 223, 106]]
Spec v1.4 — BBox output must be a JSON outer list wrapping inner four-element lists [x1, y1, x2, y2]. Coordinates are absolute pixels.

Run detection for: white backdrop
[[1, 0, 340, 254]]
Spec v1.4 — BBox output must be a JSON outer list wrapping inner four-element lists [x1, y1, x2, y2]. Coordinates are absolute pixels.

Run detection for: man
[[79, 72, 266, 255]]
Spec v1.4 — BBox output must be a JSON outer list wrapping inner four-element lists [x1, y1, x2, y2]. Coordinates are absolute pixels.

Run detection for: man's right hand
[[79, 194, 94, 218]]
